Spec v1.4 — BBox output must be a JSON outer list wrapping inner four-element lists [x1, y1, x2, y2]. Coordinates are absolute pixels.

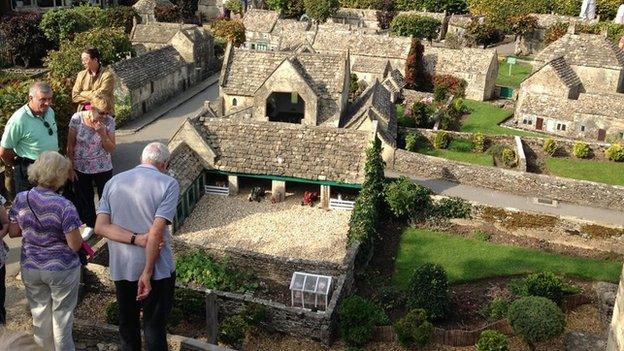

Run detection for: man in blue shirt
[[95, 142, 180, 351]]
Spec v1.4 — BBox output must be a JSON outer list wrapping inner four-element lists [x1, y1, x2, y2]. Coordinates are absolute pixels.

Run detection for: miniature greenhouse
[[289, 272, 332, 311]]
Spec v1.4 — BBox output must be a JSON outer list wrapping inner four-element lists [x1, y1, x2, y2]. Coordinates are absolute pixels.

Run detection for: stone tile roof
[[352, 56, 389, 74], [548, 56, 582, 88], [576, 93, 624, 117], [133, 0, 174, 12], [517, 93, 572, 117], [535, 33, 624, 69], [334, 7, 378, 22], [382, 68, 406, 94], [274, 19, 311, 50], [131, 23, 197, 44], [111, 46, 185, 90], [313, 29, 412, 59], [342, 82, 396, 146], [220, 48, 345, 123], [519, 92, 624, 121], [199, 120, 369, 184], [243, 9, 279, 33], [169, 142, 205, 193]]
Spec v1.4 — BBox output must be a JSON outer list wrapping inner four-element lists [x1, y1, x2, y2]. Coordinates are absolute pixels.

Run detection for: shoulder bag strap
[[25, 190, 43, 227]]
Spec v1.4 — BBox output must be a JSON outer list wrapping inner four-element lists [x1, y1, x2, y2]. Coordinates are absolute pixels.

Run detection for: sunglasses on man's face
[[42, 120, 54, 136]]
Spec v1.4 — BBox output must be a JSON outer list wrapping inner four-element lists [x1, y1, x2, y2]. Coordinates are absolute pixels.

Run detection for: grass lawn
[[393, 228, 622, 289], [497, 59, 533, 88], [546, 157, 624, 186], [420, 142, 493, 167], [461, 100, 542, 137]]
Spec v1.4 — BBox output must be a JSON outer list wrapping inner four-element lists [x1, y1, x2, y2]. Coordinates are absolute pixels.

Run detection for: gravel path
[[175, 193, 351, 263]]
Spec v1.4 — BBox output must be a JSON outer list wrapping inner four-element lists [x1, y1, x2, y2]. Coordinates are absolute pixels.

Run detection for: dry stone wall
[[392, 149, 624, 211], [608, 265, 624, 351]]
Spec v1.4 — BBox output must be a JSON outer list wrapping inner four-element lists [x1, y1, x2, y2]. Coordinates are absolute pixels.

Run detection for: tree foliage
[[45, 27, 133, 80], [304, 0, 340, 23], [155, 3, 183, 22], [339, 295, 389, 347], [509, 14, 539, 37], [0, 12, 51, 67], [390, 14, 441, 41], [211, 19, 246, 47], [267, 0, 305, 18], [466, 20, 504, 48], [405, 39, 431, 91]]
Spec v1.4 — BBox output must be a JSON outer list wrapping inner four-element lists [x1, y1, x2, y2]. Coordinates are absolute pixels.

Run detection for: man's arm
[[0, 147, 16, 167], [94, 213, 148, 247], [72, 72, 90, 105], [136, 217, 168, 300], [92, 70, 115, 98]]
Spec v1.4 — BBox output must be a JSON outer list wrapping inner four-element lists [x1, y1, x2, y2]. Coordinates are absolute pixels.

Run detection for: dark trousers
[[0, 265, 5, 325], [75, 170, 112, 228], [114, 272, 176, 351], [13, 162, 33, 194]]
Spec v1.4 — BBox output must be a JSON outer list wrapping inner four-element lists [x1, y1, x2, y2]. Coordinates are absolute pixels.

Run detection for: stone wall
[[392, 149, 624, 211], [607, 265, 624, 351]]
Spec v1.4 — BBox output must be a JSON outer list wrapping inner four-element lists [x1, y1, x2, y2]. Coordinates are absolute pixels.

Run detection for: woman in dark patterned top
[[8, 151, 83, 351]]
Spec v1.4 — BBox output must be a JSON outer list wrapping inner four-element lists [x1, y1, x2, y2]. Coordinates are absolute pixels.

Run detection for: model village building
[[514, 31, 624, 141]]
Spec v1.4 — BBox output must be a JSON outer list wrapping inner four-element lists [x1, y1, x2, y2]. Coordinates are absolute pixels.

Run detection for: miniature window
[[232, 98, 238, 106], [251, 43, 256, 50], [150, 81, 154, 94], [620, 132, 624, 140], [580, 125, 586, 132], [257, 43, 268, 51], [556, 123, 566, 131]]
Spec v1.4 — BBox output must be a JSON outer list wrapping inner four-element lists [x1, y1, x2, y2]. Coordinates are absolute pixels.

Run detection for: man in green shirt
[[0, 81, 59, 194]]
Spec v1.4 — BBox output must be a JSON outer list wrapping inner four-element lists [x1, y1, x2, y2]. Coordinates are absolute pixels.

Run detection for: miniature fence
[[205, 185, 229, 196], [173, 172, 206, 231], [329, 198, 355, 210]]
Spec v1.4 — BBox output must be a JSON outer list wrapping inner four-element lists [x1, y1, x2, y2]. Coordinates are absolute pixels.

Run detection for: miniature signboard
[[506, 56, 517, 76]]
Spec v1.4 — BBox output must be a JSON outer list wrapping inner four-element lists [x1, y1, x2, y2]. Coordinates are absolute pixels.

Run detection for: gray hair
[[141, 142, 170, 165], [28, 81, 52, 97]]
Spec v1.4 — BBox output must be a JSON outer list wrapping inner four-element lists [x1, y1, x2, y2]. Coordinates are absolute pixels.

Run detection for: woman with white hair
[[8, 151, 83, 351]]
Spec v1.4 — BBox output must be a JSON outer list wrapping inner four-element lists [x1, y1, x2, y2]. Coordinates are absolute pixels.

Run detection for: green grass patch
[[545, 157, 624, 186], [461, 100, 541, 137], [497, 60, 533, 88], [393, 228, 621, 289], [421, 148, 493, 167]]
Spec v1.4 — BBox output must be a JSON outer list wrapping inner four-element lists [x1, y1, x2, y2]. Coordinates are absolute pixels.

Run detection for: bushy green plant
[[509, 14, 538, 37], [176, 250, 257, 293], [390, 14, 441, 41], [219, 315, 247, 348], [384, 177, 433, 219], [472, 230, 491, 241], [509, 272, 579, 305], [304, 0, 340, 22], [395, 0, 423, 10], [466, 21, 504, 48], [501, 148, 516, 168], [448, 138, 474, 152], [467, 0, 550, 27], [155, 4, 182, 23], [483, 297, 510, 321], [339, 295, 388, 347], [476, 330, 509, 351], [551, 0, 582, 16], [45, 27, 133, 80], [211, 19, 246, 47], [507, 296, 566, 350], [432, 74, 467, 98], [473, 132, 486, 153], [412, 101, 434, 128], [572, 141, 591, 159], [39, 6, 105, 45], [597, 0, 621, 20], [0, 12, 51, 68], [405, 132, 428, 152], [433, 85, 449, 102], [243, 303, 268, 326], [225, 0, 243, 13], [394, 309, 434, 347], [543, 138, 558, 156], [605, 143, 624, 162], [407, 263, 450, 320], [105, 300, 120, 325], [433, 131, 451, 149], [267, 0, 305, 17], [114, 103, 133, 126], [103, 6, 139, 34], [435, 197, 472, 218]]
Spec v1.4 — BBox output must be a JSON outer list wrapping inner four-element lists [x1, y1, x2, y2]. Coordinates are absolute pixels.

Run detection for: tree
[[509, 14, 538, 38], [0, 12, 51, 67], [375, 0, 396, 30], [45, 27, 133, 80], [266, 0, 305, 18], [303, 0, 339, 23], [211, 19, 246, 47], [405, 38, 431, 91]]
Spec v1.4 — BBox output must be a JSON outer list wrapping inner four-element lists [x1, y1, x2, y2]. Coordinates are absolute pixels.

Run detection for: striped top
[[9, 187, 82, 271]]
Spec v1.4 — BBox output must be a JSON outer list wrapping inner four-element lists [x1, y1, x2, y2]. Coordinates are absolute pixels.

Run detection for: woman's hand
[[68, 168, 77, 182], [94, 121, 107, 136]]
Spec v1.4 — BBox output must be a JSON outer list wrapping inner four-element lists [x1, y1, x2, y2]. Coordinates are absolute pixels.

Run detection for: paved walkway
[[388, 170, 624, 226]]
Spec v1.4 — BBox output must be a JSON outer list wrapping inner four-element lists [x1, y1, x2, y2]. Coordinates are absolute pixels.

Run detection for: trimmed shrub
[[436, 197, 472, 218], [605, 143, 624, 162], [225, 0, 243, 13], [543, 138, 558, 156], [405, 132, 428, 152], [597, 0, 621, 20], [339, 295, 388, 347], [507, 296, 566, 350], [304, 0, 340, 23], [472, 230, 491, 241], [476, 330, 509, 351], [395, 0, 422, 10], [405, 38, 432, 91], [394, 309, 434, 347], [433, 131, 451, 149], [219, 315, 247, 348], [384, 177, 433, 219], [39, 6, 105, 45], [509, 14, 538, 37], [551, 0, 582, 16], [432, 74, 467, 98], [467, 0, 550, 27], [572, 141, 591, 159], [413, 101, 434, 128], [501, 148, 516, 168], [267, 0, 305, 17], [473, 132, 486, 152], [211, 19, 246, 46], [544, 22, 568, 46], [509, 272, 579, 305], [0, 12, 51, 67], [484, 297, 510, 322], [391, 14, 441, 40], [407, 263, 451, 320]]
